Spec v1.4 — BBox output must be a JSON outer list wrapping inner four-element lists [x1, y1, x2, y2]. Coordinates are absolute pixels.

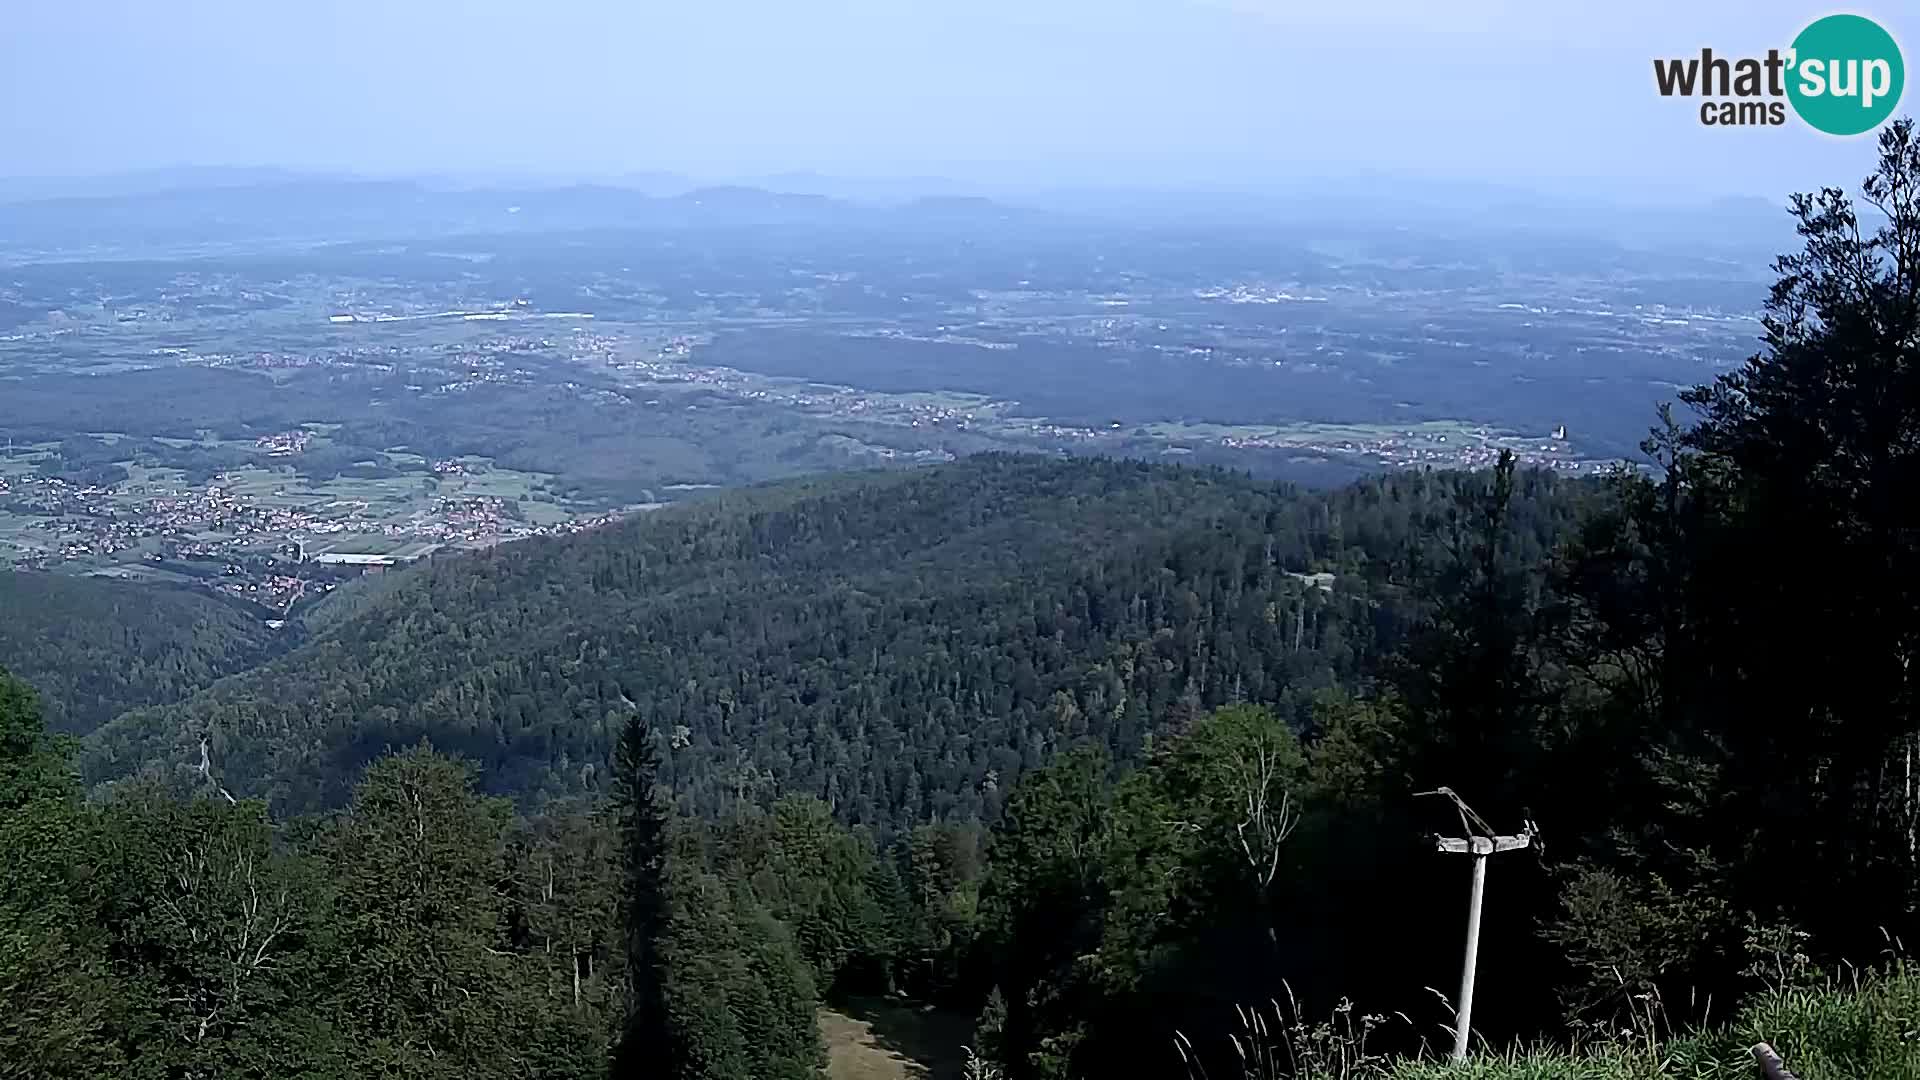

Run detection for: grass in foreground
[[1173, 966, 1920, 1080]]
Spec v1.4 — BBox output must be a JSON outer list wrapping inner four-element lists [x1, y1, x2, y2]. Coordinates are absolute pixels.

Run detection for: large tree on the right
[[1557, 117, 1920, 1016]]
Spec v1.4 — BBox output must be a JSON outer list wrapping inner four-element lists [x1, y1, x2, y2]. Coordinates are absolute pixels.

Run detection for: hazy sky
[[2, 0, 1914, 199]]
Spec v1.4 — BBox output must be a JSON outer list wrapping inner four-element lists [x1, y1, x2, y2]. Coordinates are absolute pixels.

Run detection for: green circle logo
[[1787, 14, 1904, 136]]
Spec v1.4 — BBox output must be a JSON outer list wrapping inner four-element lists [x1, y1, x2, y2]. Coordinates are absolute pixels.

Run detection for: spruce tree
[[613, 713, 670, 1075]]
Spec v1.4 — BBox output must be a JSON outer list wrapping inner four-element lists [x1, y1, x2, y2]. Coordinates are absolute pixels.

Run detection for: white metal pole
[[1452, 841, 1490, 1060]]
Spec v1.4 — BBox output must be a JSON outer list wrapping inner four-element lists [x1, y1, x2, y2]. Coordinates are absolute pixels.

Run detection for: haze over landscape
[[5, 0, 1913, 194], [4, 5, 1920, 1080]]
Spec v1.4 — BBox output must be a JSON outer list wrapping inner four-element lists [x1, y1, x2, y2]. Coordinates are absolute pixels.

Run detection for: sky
[[1, 0, 1915, 201]]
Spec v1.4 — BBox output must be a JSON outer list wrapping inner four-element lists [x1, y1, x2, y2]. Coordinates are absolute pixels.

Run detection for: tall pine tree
[[613, 713, 670, 1076]]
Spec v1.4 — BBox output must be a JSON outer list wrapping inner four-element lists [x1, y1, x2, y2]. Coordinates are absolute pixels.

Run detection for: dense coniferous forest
[[0, 572, 273, 735], [5, 123, 1920, 1079], [81, 454, 1582, 819]]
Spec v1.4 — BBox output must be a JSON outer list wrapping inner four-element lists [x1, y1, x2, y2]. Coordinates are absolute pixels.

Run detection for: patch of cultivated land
[[819, 999, 971, 1080]]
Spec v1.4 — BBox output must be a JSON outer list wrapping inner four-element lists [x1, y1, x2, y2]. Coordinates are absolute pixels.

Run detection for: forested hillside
[[0, 572, 273, 735], [86, 455, 1587, 822], [8, 117, 1920, 1080]]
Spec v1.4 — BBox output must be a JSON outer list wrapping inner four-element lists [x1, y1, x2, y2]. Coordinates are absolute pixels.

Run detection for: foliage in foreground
[[0, 669, 877, 1079], [1188, 965, 1920, 1079]]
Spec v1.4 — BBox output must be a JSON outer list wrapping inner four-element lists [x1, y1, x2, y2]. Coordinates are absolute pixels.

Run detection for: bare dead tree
[[1232, 732, 1300, 892], [195, 736, 237, 806], [1161, 716, 1302, 897], [151, 826, 296, 1051]]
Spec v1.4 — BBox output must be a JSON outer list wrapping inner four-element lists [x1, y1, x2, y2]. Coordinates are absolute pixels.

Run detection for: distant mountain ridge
[[0, 168, 1794, 257], [0, 177, 1053, 247]]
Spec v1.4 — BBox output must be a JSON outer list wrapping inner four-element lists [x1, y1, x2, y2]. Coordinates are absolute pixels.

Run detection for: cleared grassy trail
[[819, 999, 971, 1080]]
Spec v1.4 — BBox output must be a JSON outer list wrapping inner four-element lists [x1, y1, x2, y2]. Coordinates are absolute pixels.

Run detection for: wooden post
[[1752, 1042, 1800, 1080]]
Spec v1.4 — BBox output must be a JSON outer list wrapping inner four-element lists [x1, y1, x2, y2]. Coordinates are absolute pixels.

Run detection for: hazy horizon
[[4, 0, 1915, 202]]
